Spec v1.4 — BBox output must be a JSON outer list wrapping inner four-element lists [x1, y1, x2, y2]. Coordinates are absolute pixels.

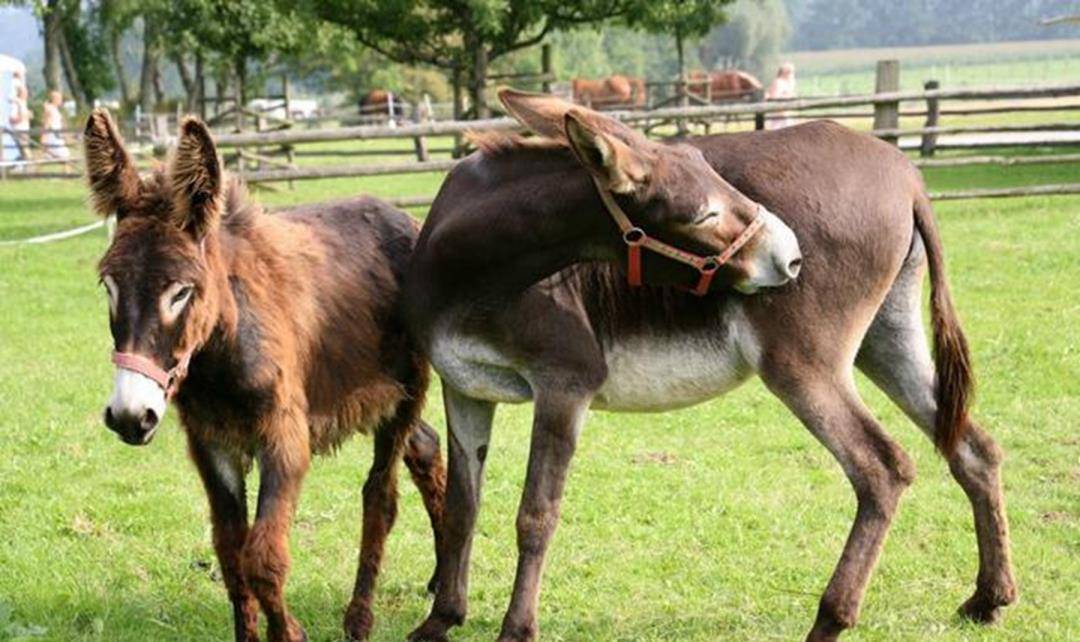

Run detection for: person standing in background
[[8, 77, 31, 161], [41, 89, 71, 165], [765, 62, 797, 130]]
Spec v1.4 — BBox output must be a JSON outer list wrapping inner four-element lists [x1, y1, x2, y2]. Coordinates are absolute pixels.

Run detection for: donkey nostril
[[141, 408, 159, 431], [104, 406, 115, 429], [787, 256, 803, 278]]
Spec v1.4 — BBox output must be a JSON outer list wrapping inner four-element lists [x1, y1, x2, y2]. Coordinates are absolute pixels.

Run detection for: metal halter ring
[[623, 227, 646, 245]]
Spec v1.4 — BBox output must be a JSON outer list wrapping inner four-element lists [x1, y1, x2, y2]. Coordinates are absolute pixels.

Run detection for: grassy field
[[0, 145, 1078, 642], [786, 39, 1080, 95]]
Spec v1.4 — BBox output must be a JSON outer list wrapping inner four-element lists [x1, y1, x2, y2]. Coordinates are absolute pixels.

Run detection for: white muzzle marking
[[108, 369, 167, 428], [736, 208, 802, 293]]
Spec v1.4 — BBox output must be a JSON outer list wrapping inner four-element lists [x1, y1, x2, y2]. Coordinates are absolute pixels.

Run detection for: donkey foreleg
[[409, 387, 494, 642], [764, 374, 916, 642], [244, 412, 311, 642], [189, 436, 260, 642], [497, 392, 589, 642]]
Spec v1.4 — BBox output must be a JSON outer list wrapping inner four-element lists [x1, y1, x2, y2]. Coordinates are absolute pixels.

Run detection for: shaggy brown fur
[[86, 109, 445, 642]]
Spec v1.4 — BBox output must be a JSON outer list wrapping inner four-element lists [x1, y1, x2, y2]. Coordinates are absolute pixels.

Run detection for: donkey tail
[[913, 193, 973, 456]]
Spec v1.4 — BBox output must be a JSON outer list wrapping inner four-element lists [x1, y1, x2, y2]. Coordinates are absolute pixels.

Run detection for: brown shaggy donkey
[[85, 110, 445, 642]]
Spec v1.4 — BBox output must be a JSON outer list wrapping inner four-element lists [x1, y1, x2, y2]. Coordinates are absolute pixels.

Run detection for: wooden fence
[[4, 64, 1080, 205], [211, 75, 1080, 206]]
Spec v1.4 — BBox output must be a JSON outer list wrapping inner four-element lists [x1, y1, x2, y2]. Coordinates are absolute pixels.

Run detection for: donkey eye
[[102, 275, 119, 316], [695, 210, 720, 225], [171, 285, 194, 306]]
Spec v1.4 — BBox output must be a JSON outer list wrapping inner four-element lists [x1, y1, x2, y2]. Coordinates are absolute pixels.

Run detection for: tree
[[306, 0, 641, 119], [698, 0, 790, 78], [626, 0, 732, 87]]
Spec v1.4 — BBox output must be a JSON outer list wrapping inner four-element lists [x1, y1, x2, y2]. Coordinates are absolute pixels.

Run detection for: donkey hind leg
[[403, 420, 448, 594], [497, 392, 590, 642], [763, 371, 916, 642], [409, 386, 495, 642], [343, 405, 412, 641], [188, 437, 260, 642], [856, 250, 1016, 623], [243, 412, 311, 642]]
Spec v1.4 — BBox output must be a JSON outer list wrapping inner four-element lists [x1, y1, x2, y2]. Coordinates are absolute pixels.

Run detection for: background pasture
[[0, 141, 1078, 641]]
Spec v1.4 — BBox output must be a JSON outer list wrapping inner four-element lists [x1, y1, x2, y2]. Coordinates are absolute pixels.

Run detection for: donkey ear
[[564, 110, 651, 194], [498, 88, 571, 143], [170, 117, 223, 240], [84, 108, 140, 218]]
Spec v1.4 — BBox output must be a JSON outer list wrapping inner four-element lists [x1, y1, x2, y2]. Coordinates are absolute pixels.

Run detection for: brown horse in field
[[688, 69, 762, 102], [85, 110, 445, 642], [359, 89, 405, 118], [572, 74, 646, 109], [403, 91, 1015, 641]]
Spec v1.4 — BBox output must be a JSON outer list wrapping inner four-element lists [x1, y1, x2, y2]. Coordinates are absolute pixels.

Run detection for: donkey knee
[[241, 525, 290, 593]]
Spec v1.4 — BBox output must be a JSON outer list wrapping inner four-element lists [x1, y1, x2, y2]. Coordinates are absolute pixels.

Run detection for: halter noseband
[[591, 176, 766, 296], [112, 350, 193, 401]]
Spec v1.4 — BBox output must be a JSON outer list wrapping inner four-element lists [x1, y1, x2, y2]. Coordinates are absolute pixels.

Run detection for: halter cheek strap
[[112, 350, 193, 400], [591, 176, 765, 296]]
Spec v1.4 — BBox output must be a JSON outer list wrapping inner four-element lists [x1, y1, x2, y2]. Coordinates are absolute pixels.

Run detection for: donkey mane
[[465, 130, 566, 156], [138, 165, 261, 232]]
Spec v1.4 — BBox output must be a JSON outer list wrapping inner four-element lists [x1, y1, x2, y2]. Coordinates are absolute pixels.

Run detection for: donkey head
[[87, 110, 226, 445], [499, 89, 801, 294]]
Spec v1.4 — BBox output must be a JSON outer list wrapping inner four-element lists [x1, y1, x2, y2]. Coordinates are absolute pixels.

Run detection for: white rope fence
[[0, 220, 105, 246]]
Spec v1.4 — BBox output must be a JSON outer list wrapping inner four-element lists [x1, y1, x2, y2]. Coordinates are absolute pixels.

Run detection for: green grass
[[786, 39, 1080, 95], [0, 152, 1078, 641]]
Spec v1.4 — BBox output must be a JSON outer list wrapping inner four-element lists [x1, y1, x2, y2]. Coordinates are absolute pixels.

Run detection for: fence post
[[413, 95, 430, 162], [753, 89, 765, 130], [541, 44, 552, 94], [282, 74, 295, 189], [873, 59, 900, 146], [920, 79, 940, 157]]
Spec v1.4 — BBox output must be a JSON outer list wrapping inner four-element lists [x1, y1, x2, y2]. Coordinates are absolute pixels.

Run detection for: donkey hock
[[403, 91, 1015, 641], [87, 109, 446, 642]]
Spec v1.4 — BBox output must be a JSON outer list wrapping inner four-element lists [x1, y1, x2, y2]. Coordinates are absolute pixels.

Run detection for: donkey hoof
[[958, 592, 1010, 624], [344, 601, 374, 641], [407, 617, 452, 642]]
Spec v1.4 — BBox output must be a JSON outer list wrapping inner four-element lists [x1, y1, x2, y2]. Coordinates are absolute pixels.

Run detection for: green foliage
[[790, 0, 1076, 50], [58, 0, 114, 101], [626, 0, 732, 41], [698, 0, 791, 77]]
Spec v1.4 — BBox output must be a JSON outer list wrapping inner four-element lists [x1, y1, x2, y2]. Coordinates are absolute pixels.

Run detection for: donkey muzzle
[[104, 368, 166, 446], [735, 208, 802, 293]]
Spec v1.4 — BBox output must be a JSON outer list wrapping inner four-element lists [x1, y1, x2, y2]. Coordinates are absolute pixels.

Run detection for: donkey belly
[[591, 301, 762, 412], [592, 331, 756, 412]]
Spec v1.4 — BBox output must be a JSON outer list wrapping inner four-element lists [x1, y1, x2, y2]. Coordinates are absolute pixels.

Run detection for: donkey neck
[[418, 148, 618, 307]]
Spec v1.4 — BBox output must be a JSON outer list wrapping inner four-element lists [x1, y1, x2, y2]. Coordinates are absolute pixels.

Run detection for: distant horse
[[359, 89, 406, 119], [85, 110, 444, 642], [688, 69, 762, 102], [572, 75, 646, 109]]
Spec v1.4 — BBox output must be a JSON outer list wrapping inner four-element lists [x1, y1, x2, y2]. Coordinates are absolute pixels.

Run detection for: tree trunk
[[451, 66, 465, 157], [42, 0, 63, 93], [139, 19, 160, 113], [676, 29, 688, 134], [58, 28, 88, 110], [110, 30, 132, 106], [194, 51, 206, 119], [470, 46, 492, 119]]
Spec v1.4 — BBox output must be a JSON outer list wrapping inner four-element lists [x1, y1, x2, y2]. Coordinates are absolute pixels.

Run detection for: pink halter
[[112, 350, 193, 400]]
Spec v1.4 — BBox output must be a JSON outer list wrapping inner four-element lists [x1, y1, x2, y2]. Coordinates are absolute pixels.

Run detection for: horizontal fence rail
[[5, 79, 1079, 205]]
